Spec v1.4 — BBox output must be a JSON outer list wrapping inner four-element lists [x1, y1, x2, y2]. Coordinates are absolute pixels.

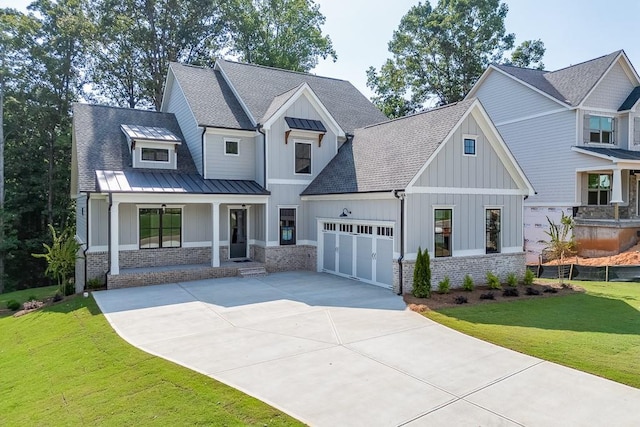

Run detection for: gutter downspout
[[105, 193, 112, 286], [200, 127, 207, 176], [83, 192, 90, 290], [393, 190, 405, 295], [257, 124, 267, 188]]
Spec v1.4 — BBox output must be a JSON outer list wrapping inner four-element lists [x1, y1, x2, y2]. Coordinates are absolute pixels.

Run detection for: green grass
[[424, 280, 640, 389], [0, 295, 302, 426], [1, 286, 58, 310]]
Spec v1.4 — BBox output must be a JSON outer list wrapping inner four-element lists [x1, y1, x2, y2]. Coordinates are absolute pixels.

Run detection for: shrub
[[543, 287, 558, 294], [412, 247, 432, 298], [479, 292, 495, 300], [64, 280, 75, 296], [523, 268, 535, 286], [525, 287, 541, 296], [506, 272, 518, 287], [32, 225, 82, 296], [86, 278, 103, 290], [503, 288, 519, 297], [486, 272, 501, 290], [27, 295, 37, 302], [462, 274, 474, 291], [6, 300, 20, 311], [437, 276, 450, 294], [53, 293, 63, 302], [454, 296, 468, 304]]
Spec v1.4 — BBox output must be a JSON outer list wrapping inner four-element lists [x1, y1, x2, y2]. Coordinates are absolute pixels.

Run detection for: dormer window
[[121, 124, 181, 170], [589, 116, 614, 144]]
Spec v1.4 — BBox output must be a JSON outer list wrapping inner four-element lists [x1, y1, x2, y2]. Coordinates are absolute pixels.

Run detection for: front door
[[230, 209, 247, 259]]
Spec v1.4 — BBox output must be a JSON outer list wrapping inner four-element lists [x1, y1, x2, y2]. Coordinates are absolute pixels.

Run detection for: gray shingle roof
[[619, 86, 640, 111], [96, 170, 269, 194], [216, 59, 387, 133], [494, 51, 622, 106], [168, 63, 254, 130], [302, 99, 475, 195]]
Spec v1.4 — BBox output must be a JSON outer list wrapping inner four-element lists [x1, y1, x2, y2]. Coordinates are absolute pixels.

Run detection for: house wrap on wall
[[72, 60, 533, 293]]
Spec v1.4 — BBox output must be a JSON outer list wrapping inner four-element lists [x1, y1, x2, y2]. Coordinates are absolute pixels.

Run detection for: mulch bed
[[404, 281, 584, 312]]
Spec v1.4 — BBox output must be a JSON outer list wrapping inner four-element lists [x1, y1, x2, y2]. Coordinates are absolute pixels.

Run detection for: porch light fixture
[[161, 203, 166, 213], [339, 208, 351, 217]]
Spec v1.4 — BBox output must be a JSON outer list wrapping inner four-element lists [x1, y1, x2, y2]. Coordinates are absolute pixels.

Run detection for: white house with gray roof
[[72, 60, 533, 293], [468, 50, 640, 261]]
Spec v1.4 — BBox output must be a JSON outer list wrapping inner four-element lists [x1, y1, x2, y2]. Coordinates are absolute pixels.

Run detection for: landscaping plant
[[32, 225, 82, 296], [523, 268, 535, 286], [462, 274, 474, 291], [412, 247, 432, 298], [486, 271, 501, 289], [544, 212, 576, 286], [506, 272, 518, 287], [437, 276, 450, 294]]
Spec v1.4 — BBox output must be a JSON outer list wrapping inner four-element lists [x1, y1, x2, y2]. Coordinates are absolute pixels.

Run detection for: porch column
[[110, 200, 120, 275], [211, 202, 220, 267], [611, 167, 624, 204]]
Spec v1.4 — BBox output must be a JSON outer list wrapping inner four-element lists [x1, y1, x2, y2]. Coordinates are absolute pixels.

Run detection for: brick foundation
[[120, 247, 211, 268], [398, 252, 526, 295], [107, 265, 240, 289], [253, 245, 316, 272]]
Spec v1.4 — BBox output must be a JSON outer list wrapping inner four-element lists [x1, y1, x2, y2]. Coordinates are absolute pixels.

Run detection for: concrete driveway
[[93, 272, 640, 426]]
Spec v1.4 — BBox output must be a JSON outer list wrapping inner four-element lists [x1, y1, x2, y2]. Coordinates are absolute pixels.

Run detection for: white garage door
[[319, 220, 395, 289]]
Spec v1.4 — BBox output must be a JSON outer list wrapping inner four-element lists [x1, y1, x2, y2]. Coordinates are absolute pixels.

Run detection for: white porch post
[[110, 200, 120, 275], [611, 167, 624, 204], [211, 202, 220, 267]]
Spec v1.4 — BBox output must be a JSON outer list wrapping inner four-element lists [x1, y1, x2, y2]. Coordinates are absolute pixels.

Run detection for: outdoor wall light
[[161, 203, 166, 213], [339, 208, 351, 217]]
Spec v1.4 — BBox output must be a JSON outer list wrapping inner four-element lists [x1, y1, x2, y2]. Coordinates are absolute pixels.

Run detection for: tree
[[368, 0, 544, 116], [32, 224, 81, 295], [508, 39, 545, 69], [223, 0, 337, 72], [544, 212, 576, 286], [412, 247, 432, 298]]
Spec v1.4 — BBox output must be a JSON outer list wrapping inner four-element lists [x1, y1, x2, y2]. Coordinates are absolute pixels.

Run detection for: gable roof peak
[[549, 50, 622, 74]]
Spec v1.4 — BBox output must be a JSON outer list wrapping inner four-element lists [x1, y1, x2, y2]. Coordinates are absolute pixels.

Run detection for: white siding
[[183, 204, 213, 243], [474, 70, 564, 124], [90, 198, 109, 247], [584, 62, 636, 110], [267, 184, 308, 242], [416, 114, 518, 189], [119, 204, 136, 245], [76, 194, 87, 244], [164, 75, 203, 175], [205, 134, 256, 180]]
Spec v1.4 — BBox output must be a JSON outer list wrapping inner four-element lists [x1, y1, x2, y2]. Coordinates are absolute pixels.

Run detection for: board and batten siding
[[205, 134, 256, 180], [473, 70, 565, 125], [267, 183, 308, 243], [267, 95, 337, 181], [76, 194, 87, 244], [251, 204, 265, 242], [583, 61, 636, 111], [164, 74, 203, 175], [406, 193, 523, 256], [89, 198, 109, 247], [303, 199, 399, 252], [415, 114, 518, 189]]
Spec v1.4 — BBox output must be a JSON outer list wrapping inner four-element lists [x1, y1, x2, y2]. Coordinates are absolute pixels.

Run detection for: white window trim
[[224, 138, 240, 156], [136, 204, 184, 249], [484, 206, 503, 255], [586, 173, 612, 206], [293, 139, 313, 176], [462, 134, 478, 157], [278, 205, 298, 246], [587, 114, 616, 145], [433, 206, 454, 258]]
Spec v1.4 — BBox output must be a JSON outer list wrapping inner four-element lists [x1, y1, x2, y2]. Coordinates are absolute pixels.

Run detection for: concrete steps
[[238, 266, 268, 278]]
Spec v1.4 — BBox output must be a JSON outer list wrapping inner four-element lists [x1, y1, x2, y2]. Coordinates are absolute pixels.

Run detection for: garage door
[[319, 220, 394, 289]]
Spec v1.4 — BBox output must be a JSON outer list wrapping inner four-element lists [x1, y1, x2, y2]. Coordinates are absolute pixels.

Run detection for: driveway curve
[[94, 272, 640, 426]]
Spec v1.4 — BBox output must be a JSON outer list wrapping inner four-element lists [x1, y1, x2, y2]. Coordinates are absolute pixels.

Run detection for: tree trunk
[[0, 52, 4, 293]]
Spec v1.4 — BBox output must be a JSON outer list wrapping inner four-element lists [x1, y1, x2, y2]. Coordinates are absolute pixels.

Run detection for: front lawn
[[0, 285, 58, 311], [0, 294, 302, 426], [424, 280, 640, 388]]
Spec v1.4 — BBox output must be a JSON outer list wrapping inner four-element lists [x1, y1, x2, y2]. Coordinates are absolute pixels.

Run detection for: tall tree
[[367, 0, 543, 117], [223, 0, 337, 72], [509, 39, 545, 69]]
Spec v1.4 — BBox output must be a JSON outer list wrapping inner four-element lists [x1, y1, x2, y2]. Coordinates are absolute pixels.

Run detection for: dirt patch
[[544, 243, 640, 266], [404, 282, 583, 312]]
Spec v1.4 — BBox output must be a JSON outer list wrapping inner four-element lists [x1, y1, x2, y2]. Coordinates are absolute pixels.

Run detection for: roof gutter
[[393, 189, 405, 295]]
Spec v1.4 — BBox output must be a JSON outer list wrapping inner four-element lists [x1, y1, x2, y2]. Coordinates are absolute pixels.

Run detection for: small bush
[[27, 295, 37, 302], [462, 274, 474, 291], [506, 272, 518, 287], [53, 293, 63, 302], [525, 287, 541, 296], [486, 272, 501, 290], [543, 287, 558, 294], [86, 278, 103, 290], [523, 268, 535, 286], [6, 300, 20, 311], [412, 247, 432, 298], [503, 288, 519, 297], [454, 296, 468, 304], [479, 292, 495, 300], [64, 280, 75, 296], [437, 276, 451, 294]]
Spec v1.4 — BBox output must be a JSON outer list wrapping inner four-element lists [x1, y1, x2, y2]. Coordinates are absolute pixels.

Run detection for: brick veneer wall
[[107, 265, 239, 289], [253, 245, 316, 272], [120, 247, 211, 268], [86, 251, 108, 284], [397, 252, 526, 295]]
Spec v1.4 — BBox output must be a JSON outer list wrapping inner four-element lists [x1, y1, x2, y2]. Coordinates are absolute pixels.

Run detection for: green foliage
[[506, 272, 518, 287], [508, 39, 545, 69], [367, 0, 546, 115], [412, 247, 432, 298], [32, 225, 81, 295], [544, 212, 576, 285], [437, 276, 450, 294], [486, 271, 501, 290], [523, 268, 535, 287], [6, 299, 20, 311], [462, 274, 474, 291], [86, 277, 103, 290], [27, 295, 37, 302]]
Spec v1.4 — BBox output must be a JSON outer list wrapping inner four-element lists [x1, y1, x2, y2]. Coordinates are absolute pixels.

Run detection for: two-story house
[[72, 60, 533, 293], [468, 50, 640, 261]]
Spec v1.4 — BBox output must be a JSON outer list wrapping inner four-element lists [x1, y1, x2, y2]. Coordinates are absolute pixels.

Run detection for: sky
[[3, 0, 640, 98]]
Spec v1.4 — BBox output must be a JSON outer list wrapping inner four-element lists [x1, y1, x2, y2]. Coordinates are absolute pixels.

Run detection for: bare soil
[[543, 243, 640, 266], [404, 282, 583, 312]]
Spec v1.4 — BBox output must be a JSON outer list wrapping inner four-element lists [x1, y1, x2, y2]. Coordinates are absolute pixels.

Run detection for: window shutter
[[634, 117, 640, 145], [583, 114, 591, 144]]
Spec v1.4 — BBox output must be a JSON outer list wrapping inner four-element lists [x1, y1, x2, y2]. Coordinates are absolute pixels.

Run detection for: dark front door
[[230, 209, 247, 259]]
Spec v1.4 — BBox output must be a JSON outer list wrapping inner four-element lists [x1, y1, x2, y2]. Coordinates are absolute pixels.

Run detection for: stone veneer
[[252, 245, 316, 272], [395, 253, 526, 295]]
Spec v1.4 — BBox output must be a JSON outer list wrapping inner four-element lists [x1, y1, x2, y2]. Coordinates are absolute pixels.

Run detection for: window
[[434, 209, 452, 257], [139, 207, 181, 249], [279, 208, 296, 245], [587, 174, 611, 205], [141, 148, 169, 162], [486, 209, 501, 254], [225, 139, 239, 155], [463, 138, 476, 155], [295, 142, 311, 174], [589, 116, 614, 144]]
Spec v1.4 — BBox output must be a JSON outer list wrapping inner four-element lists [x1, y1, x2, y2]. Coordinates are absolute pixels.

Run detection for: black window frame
[[463, 138, 476, 156], [279, 208, 296, 245], [294, 142, 312, 175], [434, 208, 452, 257], [141, 147, 170, 162], [139, 207, 182, 249], [225, 139, 239, 155], [485, 208, 501, 254], [587, 173, 611, 206]]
